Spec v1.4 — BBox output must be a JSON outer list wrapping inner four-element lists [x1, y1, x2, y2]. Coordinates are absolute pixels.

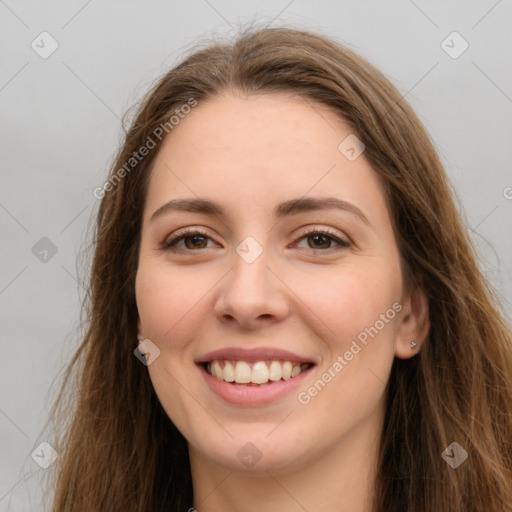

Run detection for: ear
[[394, 285, 430, 359]]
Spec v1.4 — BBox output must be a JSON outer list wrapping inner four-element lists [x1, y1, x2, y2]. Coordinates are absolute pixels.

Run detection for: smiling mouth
[[204, 359, 314, 386]]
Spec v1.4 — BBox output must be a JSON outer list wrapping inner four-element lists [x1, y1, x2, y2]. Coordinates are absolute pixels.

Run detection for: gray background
[[1, 0, 511, 509]]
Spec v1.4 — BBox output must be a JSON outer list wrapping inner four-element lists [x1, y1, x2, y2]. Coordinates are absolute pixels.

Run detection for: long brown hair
[[50, 26, 512, 511]]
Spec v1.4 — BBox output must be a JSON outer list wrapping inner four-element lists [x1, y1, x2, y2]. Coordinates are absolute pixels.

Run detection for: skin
[[135, 91, 430, 512]]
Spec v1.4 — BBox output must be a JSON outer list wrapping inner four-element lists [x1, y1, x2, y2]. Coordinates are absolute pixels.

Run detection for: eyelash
[[161, 227, 351, 254]]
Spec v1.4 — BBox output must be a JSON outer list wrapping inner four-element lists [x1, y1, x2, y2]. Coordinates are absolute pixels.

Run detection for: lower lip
[[198, 364, 314, 406]]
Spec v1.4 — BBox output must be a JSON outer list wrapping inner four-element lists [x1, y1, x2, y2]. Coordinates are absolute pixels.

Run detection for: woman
[[50, 27, 512, 511]]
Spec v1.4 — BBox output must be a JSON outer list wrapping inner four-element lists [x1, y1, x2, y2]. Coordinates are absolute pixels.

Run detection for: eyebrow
[[150, 197, 370, 226]]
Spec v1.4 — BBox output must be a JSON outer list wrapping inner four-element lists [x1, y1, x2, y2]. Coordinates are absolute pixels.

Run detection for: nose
[[213, 247, 289, 330]]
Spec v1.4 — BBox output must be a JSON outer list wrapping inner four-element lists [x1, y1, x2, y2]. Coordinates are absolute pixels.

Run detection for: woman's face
[[135, 92, 418, 472]]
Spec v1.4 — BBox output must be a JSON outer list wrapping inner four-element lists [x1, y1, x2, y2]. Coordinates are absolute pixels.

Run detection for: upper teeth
[[207, 360, 309, 384]]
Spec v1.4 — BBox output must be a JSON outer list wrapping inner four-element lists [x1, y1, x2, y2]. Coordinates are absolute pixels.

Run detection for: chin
[[193, 431, 310, 473]]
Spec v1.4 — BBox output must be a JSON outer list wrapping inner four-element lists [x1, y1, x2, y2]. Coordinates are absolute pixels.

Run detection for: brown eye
[[162, 229, 214, 252], [295, 229, 350, 251], [183, 235, 208, 249], [307, 234, 332, 249]]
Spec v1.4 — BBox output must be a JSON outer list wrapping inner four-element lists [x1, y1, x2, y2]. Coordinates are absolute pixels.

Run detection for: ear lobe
[[394, 286, 430, 359]]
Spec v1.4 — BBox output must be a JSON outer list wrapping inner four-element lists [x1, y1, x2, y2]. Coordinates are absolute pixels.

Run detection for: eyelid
[[292, 225, 351, 250], [294, 224, 347, 240], [164, 226, 211, 241]]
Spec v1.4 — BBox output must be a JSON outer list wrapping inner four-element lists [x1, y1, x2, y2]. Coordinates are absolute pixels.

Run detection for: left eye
[[294, 231, 350, 250]]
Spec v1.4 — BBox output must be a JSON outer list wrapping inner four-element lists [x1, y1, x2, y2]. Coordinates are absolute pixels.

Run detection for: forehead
[[159, 91, 346, 159], [145, 92, 387, 223]]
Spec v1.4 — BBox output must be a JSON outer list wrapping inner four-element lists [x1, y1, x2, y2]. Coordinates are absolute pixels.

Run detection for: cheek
[[293, 264, 401, 348], [135, 264, 212, 430], [135, 263, 208, 349], [293, 268, 398, 432]]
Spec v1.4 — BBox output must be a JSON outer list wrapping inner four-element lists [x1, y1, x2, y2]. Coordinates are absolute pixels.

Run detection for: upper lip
[[195, 347, 316, 365]]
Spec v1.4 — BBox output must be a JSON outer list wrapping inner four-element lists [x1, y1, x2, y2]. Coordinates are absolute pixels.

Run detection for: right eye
[[161, 229, 219, 252]]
